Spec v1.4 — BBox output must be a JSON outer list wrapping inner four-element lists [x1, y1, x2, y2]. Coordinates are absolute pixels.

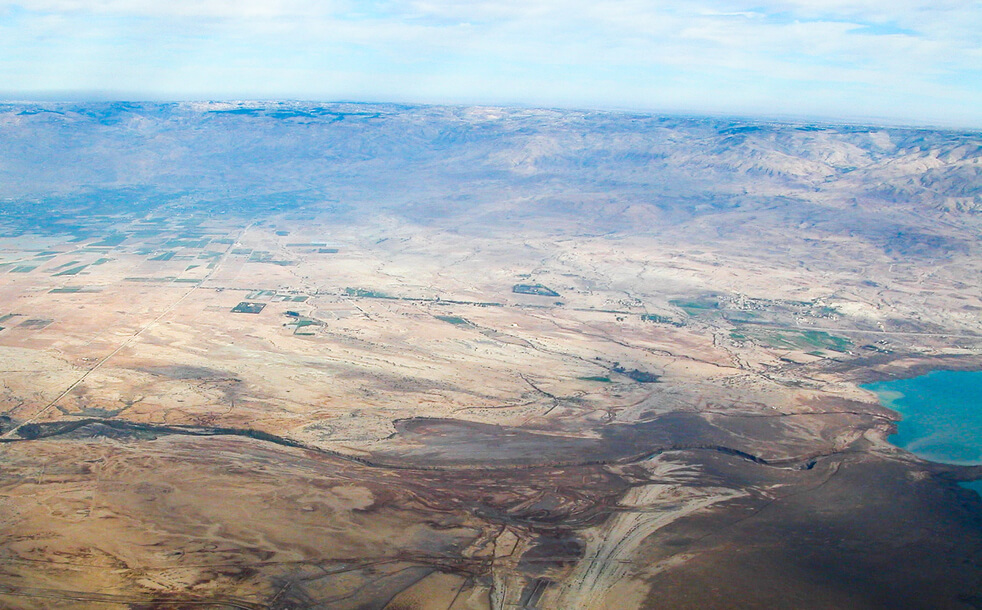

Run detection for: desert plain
[[0, 102, 980, 608]]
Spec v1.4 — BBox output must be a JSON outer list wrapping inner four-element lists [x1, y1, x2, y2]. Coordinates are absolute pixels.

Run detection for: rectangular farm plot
[[17, 319, 53, 330], [512, 284, 560, 297], [231, 302, 266, 314], [52, 265, 87, 276]]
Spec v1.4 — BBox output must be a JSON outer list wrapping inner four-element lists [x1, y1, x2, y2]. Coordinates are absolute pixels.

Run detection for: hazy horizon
[[1, 95, 979, 132], [1, 1, 980, 129]]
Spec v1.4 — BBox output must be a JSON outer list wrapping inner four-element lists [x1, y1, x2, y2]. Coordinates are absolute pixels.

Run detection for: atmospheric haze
[[0, 102, 980, 608]]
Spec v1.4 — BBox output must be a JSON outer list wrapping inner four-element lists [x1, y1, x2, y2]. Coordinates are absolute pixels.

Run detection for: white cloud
[[0, 0, 980, 125], [2, 0, 351, 18]]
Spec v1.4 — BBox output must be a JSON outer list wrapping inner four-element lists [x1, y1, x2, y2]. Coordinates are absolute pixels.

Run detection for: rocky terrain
[[0, 102, 980, 608]]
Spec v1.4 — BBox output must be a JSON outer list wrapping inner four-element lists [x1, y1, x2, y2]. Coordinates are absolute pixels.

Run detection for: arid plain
[[0, 103, 981, 608]]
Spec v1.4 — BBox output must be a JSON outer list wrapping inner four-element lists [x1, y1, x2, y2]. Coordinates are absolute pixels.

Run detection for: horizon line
[[1, 93, 979, 133]]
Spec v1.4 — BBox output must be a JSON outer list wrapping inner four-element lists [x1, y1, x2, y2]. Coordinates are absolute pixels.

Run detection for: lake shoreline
[[862, 369, 982, 494]]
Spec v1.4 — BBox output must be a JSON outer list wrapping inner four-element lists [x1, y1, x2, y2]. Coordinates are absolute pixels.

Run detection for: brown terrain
[[0, 102, 980, 608]]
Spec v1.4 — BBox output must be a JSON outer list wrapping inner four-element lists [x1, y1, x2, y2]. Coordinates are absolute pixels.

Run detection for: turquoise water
[[862, 370, 982, 494], [962, 480, 982, 496]]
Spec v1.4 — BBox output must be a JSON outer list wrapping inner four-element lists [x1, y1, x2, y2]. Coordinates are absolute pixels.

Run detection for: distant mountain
[[1, 101, 978, 250]]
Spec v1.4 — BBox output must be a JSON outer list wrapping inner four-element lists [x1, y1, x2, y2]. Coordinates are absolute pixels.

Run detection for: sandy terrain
[[0, 102, 980, 608]]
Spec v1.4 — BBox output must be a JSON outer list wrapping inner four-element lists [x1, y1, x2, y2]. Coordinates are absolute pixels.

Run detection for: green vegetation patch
[[91, 233, 127, 247], [733, 328, 852, 352], [287, 242, 327, 247], [150, 251, 176, 261], [18, 319, 53, 330], [165, 238, 210, 249], [53, 265, 87, 276], [49, 287, 81, 293], [345, 287, 396, 299], [435, 315, 470, 326], [513, 284, 560, 297], [10, 265, 37, 273], [613, 366, 661, 383], [92, 258, 110, 265], [52, 260, 81, 270], [247, 250, 292, 265], [231, 302, 266, 314], [173, 278, 201, 283], [641, 314, 685, 327], [318, 248, 339, 254], [578, 376, 612, 383], [286, 316, 322, 335], [670, 298, 719, 313]]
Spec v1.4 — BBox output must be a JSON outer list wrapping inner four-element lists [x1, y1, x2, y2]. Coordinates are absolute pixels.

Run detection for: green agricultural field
[[18, 319, 53, 330], [513, 283, 560, 297], [670, 298, 719, 314], [345, 287, 396, 299], [641, 314, 685, 326], [287, 318, 321, 335], [165, 238, 210, 249], [52, 265, 86, 276], [435, 315, 470, 325], [731, 328, 852, 352], [231, 302, 266, 314], [91, 234, 127, 247]]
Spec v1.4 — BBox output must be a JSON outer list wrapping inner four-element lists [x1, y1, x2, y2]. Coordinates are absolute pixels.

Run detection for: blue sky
[[0, 0, 980, 127]]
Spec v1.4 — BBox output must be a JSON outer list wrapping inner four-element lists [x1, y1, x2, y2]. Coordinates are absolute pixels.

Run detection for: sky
[[0, 0, 980, 127]]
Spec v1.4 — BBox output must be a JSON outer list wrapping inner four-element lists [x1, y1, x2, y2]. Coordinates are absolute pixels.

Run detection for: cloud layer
[[1, 0, 980, 126]]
